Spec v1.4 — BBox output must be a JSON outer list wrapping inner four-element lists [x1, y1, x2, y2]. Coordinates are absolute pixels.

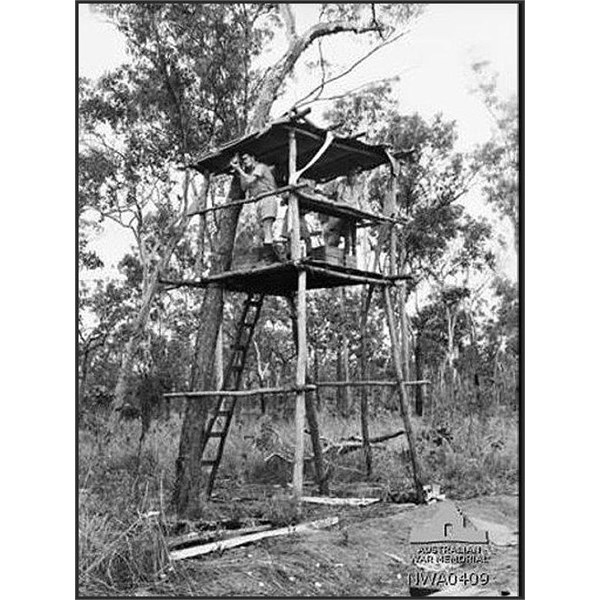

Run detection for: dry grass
[[78, 395, 518, 595]]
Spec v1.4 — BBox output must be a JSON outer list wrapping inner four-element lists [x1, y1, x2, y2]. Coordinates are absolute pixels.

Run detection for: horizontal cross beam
[[316, 380, 430, 387], [164, 385, 316, 399], [187, 183, 308, 217]]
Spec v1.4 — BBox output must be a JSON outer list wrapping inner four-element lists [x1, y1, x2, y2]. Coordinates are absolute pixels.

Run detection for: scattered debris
[[142, 510, 160, 519], [170, 516, 339, 561], [300, 496, 381, 507]]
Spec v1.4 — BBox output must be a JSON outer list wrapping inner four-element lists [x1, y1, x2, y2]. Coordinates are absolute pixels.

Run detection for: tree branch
[[250, 18, 391, 129], [297, 75, 401, 107], [293, 28, 408, 110]]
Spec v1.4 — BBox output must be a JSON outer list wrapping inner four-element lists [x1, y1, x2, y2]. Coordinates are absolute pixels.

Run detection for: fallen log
[[265, 429, 405, 467], [326, 429, 405, 457], [169, 516, 339, 561]]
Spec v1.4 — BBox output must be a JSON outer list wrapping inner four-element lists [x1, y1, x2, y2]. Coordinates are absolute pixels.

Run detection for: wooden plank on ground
[[169, 516, 339, 561], [168, 524, 272, 549], [300, 496, 381, 507]]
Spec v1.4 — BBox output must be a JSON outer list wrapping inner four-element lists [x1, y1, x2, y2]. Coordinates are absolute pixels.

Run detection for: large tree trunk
[[172, 178, 243, 516]]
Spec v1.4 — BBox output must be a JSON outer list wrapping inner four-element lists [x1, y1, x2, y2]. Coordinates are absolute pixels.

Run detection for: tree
[[80, 3, 274, 412], [325, 91, 492, 385]]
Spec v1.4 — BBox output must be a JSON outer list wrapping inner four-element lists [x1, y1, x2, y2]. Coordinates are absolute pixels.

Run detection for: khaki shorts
[[257, 196, 278, 222]]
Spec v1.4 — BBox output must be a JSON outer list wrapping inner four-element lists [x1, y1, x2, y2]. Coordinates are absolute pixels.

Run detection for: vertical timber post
[[383, 286, 425, 503], [397, 167, 411, 391], [294, 273, 307, 499], [288, 294, 328, 495], [415, 332, 425, 417], [289, 129, 307, 500], [215, 324, 224, 389], [359, 285, 374, 476]]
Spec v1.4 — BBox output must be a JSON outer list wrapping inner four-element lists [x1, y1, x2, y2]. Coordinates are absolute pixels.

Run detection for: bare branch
[[297, 75, 401, 107], [293, 28, 408, 110]]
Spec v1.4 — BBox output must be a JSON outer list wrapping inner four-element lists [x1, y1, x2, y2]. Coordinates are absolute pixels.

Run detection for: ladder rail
[[199, 293, 265, 497], [200, 294, 263, 448]]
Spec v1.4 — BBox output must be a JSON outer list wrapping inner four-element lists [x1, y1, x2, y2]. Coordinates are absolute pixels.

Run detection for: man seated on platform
[[317, 167, 361, 249], [282, 177, 314, 257], [229, 152, 280, 260]]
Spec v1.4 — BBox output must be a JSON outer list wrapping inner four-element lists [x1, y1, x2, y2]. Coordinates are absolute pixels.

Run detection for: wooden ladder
[[199, 292, 265, 497]]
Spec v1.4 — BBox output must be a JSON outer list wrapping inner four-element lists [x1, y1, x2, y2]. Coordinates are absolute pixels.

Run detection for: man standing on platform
[[230, 152, 279, 260]]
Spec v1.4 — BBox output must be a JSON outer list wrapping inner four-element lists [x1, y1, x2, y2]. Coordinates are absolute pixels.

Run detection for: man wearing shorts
[[319, 167, 361, 248], [230, 152, 279, 254]]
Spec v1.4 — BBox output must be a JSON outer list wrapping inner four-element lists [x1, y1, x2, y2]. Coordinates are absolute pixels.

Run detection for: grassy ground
[[78, 405, 519, 596]]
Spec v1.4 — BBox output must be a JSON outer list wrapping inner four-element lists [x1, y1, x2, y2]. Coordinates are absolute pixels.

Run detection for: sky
[[78, 3, 518, 280]]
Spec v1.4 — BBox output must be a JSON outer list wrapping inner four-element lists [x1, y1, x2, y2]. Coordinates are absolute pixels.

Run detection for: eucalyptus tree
[[325, 89, 494, 385]]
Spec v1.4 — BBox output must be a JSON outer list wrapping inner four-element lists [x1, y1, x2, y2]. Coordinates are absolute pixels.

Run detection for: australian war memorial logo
[[408, 501, 492, 592]]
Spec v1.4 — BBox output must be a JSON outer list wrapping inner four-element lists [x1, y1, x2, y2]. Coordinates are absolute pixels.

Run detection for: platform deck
[[161, 259, 410, 296]]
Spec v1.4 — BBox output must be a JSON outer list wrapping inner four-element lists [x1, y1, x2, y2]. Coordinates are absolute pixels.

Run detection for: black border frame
[[76, 2, 525, 598]]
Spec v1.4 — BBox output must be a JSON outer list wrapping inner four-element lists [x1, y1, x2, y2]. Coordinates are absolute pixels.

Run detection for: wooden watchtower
[[163, 112, 426, 503]]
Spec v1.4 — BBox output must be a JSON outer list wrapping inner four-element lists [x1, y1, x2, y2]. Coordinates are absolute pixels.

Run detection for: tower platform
[[160, 259, 410, 296]]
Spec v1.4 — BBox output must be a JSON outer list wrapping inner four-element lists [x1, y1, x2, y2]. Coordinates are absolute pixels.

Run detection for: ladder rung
[[200, 460, 215, 467], [216, 410, 231, 417], [208, 431, 225, 438]]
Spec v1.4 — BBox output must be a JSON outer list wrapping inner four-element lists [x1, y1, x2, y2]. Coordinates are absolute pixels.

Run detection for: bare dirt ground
[[136, 494, 519, 597]]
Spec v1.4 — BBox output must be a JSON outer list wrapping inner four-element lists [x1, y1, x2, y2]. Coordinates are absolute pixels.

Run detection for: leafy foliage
[[471, 61, 519, 248]]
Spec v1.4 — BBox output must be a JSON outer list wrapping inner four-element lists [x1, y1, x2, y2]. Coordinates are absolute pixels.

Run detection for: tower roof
[[190, 115, 399, 182]]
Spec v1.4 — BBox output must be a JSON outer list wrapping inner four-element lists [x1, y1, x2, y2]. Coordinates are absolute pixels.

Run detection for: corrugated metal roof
[[190, 117, 392, 183]]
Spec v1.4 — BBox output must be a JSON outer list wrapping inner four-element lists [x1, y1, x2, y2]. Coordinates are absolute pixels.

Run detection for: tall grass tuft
[[79, 417, 181, 594]]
